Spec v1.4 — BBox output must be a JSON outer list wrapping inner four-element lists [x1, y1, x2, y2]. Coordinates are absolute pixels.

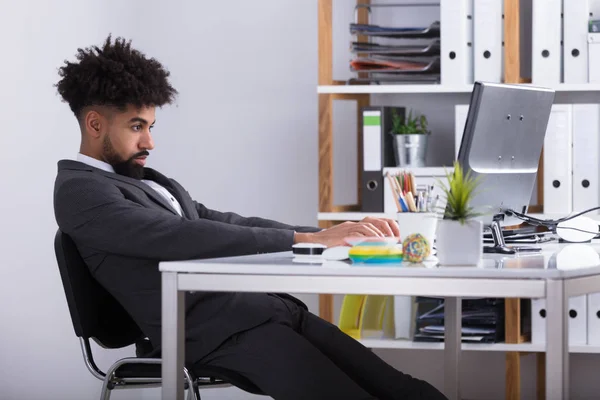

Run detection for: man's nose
[[141, 131, 154, 150]]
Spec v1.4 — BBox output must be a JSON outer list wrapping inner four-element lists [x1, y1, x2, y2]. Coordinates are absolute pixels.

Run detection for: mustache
[[128, 151, 150, 162]]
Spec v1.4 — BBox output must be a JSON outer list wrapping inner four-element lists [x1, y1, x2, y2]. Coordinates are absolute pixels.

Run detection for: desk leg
[[444, 297, 461, 400], [162, 272, 185, 400], [545, 280, 568, 400]]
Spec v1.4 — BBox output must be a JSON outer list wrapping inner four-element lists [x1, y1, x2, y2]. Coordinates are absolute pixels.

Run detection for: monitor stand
[[483, 215, 542, 254]]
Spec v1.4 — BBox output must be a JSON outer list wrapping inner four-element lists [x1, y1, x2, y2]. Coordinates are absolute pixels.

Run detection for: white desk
[[159, 242, 600, 400]]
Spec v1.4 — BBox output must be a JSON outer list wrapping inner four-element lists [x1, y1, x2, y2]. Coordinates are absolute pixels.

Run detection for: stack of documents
[[413, 297, 505, 343], [349, 21, 441, 84], [350, 21, 440, 38]]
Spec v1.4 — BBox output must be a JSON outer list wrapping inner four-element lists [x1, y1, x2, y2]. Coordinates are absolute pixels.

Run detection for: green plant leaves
[[391, 108, 429, 135], [436, 161, 483, 224]]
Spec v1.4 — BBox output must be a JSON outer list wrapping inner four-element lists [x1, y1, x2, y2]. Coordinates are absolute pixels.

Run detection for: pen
[[426, 192, 432, 212], [431, 195, 439, 212], [399, 195, 409, 212]]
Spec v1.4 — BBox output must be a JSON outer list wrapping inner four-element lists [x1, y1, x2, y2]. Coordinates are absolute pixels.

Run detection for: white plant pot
[[436, 219, 483, 266]]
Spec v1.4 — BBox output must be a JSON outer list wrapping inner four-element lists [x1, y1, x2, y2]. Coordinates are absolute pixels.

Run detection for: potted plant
[[390, 108, 430, 168], [435, 161, 483, 266]]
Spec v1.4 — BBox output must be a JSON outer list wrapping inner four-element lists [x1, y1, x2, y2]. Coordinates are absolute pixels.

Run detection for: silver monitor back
[[457, 82, 555, 227]]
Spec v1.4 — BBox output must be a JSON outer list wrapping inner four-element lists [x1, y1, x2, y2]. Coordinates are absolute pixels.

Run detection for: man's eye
[[132, 125, 142, 132]]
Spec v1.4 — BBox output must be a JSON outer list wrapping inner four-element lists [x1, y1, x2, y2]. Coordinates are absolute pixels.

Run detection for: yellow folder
[[338, 295, 395, 339]]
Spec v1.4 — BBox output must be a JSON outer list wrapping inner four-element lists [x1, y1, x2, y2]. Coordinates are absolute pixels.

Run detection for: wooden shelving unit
[[316, 1, 600, 399], [359, 339, 600, 354], [318, 83, 600, 94]]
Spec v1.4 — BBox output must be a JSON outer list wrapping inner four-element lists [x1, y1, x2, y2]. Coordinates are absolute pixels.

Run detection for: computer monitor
[[456, 81, 555, 254]]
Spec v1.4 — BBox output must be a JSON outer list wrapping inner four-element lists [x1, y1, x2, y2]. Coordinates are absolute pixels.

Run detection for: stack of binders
[[349, 21, 441, 84], [413, 297, 506, 343]]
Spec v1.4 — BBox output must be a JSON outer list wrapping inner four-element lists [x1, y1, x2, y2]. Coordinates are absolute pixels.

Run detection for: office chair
[[53, 230, 261, 400]]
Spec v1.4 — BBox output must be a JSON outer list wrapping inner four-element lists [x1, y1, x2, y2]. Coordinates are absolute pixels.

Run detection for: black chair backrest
[[54, 230, 142, 348]]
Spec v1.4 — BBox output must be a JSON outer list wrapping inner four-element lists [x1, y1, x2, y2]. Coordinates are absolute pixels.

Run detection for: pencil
[[405, 191, 417, 212], [386, 173, 402, 212]]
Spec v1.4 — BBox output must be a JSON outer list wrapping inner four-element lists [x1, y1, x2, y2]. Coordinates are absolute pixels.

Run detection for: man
[[53, 36, 447, 400]]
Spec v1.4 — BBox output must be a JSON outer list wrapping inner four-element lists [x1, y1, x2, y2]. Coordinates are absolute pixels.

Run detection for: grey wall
[[2, 0, 600, 399], [0, 1, 316, 399]]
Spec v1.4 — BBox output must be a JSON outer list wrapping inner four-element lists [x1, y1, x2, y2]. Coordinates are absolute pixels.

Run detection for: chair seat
[[113, 361, 263, 395], [114, 362, 161, 379]]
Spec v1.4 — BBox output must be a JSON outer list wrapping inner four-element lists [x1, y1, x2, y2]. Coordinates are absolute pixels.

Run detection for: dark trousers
[[194, 295, 448, 400]]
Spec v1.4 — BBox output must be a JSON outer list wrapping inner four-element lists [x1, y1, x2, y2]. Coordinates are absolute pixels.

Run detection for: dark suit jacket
[[53, 160, 320, 362]]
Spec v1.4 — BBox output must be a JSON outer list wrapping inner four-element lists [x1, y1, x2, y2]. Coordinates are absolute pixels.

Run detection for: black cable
[[555, 226, 600, 236], [505, 206, 600, 231]]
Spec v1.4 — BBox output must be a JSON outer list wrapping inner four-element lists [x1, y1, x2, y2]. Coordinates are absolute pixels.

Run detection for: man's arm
[[54, 177, 298, 261], [193, 201, 321, 233]]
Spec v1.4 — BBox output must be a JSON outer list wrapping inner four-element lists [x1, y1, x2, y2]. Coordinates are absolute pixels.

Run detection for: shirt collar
[[76, 153, 115, 173]]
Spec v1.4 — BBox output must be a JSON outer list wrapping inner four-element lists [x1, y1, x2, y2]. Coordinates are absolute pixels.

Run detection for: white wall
[[0, 1, 316, 399], [3, 1, 600, 399]]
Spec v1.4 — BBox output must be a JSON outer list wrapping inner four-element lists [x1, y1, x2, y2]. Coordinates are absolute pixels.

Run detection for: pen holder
[[396, 212, 438, 249]]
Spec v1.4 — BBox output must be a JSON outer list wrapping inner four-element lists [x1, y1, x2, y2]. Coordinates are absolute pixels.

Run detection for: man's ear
[[83, 110, 104, 138]]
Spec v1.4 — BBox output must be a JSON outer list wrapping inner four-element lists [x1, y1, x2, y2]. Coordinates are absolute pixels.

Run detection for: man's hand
[[294, 217, 400, 248]]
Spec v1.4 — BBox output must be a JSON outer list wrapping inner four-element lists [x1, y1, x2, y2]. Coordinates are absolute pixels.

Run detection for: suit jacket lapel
[[95, 169, 179, 216], [143, 169, 197, 219], [57, 160, 189, 217]]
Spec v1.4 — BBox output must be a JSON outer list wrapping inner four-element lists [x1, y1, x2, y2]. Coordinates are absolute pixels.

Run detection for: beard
[[102, 135, 148, 180]]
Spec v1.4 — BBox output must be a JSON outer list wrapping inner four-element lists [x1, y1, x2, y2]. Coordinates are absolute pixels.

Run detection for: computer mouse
[[556, 216, 599, 243], [322, 246, 351, 261]]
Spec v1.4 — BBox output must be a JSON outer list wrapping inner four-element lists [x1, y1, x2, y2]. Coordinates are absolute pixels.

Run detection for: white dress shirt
[[76, 153, 184, 216]]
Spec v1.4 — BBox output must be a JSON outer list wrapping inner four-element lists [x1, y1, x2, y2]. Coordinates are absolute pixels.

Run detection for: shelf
[[359, 338, 600, 353], [318, 84, 472, 94], [383, 166, 450, 176], [318, 83, 600, 95]]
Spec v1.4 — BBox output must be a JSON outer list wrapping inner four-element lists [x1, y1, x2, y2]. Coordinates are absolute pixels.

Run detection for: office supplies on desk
[[564, 0, 590, 83], [396, 212, 438, 252], [382, 168, 447, 214], [360, 107, 400, 212], [543, 104, 573, 214], [348, 244, 404, 265], [345, 237, 404, 265], [473, 0, 503, 83], [386, 170, 436, 213]]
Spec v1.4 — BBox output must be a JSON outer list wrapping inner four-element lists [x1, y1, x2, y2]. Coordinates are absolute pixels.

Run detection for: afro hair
[[56, 35, 177, 118]]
